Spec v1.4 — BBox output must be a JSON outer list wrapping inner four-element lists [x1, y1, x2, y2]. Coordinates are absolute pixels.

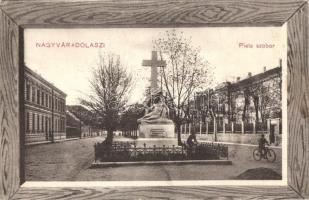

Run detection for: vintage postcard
[[22, 27, 287, 186]]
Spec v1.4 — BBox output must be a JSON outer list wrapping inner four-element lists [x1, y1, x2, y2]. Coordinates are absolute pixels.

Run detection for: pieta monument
[[137, 51, 175, 138]]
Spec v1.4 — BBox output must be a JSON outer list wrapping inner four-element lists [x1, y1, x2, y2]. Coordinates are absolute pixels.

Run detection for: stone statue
[[137, 96, 173, 124]]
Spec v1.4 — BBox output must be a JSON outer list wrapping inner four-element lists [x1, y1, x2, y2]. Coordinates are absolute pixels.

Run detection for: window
[[32, 113, 35, 132], [26, 84, 30, 101], [42, 116, 44, 132], [45, 93, 48, 107], [55, 98, 58, 111], [26, 112, 29, 131], [46, 117, 49, 132], [37, 114, 40, 132], [32, 86, 36, 103], [37, 89, 40, 105], [48, 95, 51, 108], [62, 119, 64, 131], [42, 91, 44, 106], [55, 119, 57, 132]]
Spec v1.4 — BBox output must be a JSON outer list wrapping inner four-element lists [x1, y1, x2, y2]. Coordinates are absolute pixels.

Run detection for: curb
[[91, 160, 232, 168]]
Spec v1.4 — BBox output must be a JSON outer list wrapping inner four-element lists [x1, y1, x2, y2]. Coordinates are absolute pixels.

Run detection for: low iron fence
[[234, 123, 242, 133], [244, 123, 253, 133], [217, 124, 223, 133], [208, 124, 214, 134], [94, 141, 228, 162], [225, 123, 232, 133], [256, 122, 267, 133]]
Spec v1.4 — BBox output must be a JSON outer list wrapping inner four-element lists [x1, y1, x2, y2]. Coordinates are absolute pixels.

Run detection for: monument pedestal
[[139, 124, 175, 138]]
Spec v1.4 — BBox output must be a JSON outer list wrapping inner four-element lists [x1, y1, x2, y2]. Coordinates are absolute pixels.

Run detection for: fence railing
[[94, 141, 228, 162], [217, 124, 223, 133], [225, 123, 232, 133], [234, 123, 242, 133], [256, 122, 267, 133], [121, 129, 139, 139], [244, 123, 253, 133]]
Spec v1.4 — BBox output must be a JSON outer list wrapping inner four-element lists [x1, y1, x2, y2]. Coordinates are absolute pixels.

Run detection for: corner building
[[24, 66, 66, 144]]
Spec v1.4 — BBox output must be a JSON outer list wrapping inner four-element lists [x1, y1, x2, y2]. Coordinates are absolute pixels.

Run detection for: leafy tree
[[120, 103, 145, 131], [80, 53, 132, 145]]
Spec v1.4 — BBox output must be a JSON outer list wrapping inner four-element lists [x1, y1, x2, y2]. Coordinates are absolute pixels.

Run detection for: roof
[[66, 105, 94, 125], [66, 110, 84, 127], [24, 65, 67, 97], [195, 66, 281, 96], [231, 67, 281, 90]]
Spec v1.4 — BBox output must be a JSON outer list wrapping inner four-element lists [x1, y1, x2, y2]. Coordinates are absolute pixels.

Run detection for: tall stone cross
[[142, 51, 166, 92]]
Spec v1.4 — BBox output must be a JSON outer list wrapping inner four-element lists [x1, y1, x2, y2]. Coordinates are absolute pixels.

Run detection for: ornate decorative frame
[[0, 0, 308, 199]]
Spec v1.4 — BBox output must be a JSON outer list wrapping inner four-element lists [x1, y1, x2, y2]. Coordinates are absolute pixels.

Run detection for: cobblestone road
[[25, 137, 282, 181]]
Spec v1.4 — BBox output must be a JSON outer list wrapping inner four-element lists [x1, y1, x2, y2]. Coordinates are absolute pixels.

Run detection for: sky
[[24, 27, 286, 105]]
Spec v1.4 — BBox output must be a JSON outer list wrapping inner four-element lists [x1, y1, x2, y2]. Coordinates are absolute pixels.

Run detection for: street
[[25, 137, 282, 181]]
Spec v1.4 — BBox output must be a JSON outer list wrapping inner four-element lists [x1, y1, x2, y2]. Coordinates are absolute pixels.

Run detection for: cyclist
[[186, 132, 198, 157], [258, 134, 269, 158], [187, 132, 197, 148]]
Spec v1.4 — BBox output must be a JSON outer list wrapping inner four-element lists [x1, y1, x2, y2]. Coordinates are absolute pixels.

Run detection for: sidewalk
[[181, 133, 282, 149], [198, 139, 282, 149], [26, 137, 80, 146]]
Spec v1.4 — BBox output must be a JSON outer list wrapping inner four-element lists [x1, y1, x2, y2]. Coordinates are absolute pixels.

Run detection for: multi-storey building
[[193, 63, 282, 125], [24, 66, 66, 144], [181, 62, 283, 144]]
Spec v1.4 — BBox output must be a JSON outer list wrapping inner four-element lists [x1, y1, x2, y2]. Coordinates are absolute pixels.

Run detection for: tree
[[240, 74, 281, 123], [258, 77, 282, 122], [120, 103, 145, 132], [80, 53, 132, 145], [154, 30, 213, 145]]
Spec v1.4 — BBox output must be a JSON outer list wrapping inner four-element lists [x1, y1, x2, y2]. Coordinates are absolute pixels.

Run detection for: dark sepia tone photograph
[[1, 1, 308, 199], [23, 27, 285, 183]]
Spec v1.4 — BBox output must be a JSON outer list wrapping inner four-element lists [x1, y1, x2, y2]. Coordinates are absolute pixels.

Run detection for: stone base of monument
[[138, 124, 175, 138]]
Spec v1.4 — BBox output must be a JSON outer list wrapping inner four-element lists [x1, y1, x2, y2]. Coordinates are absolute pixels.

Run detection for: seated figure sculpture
[[137, 96, 173, 124]]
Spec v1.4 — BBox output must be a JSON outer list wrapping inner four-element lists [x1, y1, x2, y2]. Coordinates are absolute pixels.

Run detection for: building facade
[[66, 105, 101, 138], [193, 65, 282, 126], [24, 66, 66, 144], [183, 62, 282, 144]]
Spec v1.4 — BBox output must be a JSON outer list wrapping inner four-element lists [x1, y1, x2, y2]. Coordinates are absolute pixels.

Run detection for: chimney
[[248, 72, 252, 77], [279, 59, 282, 67], [236, 77, 240, 81], [263, 66, 267, 72]]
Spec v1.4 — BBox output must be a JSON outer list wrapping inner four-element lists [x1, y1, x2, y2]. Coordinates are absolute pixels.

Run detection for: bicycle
[[253, 146, 276, 162]]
